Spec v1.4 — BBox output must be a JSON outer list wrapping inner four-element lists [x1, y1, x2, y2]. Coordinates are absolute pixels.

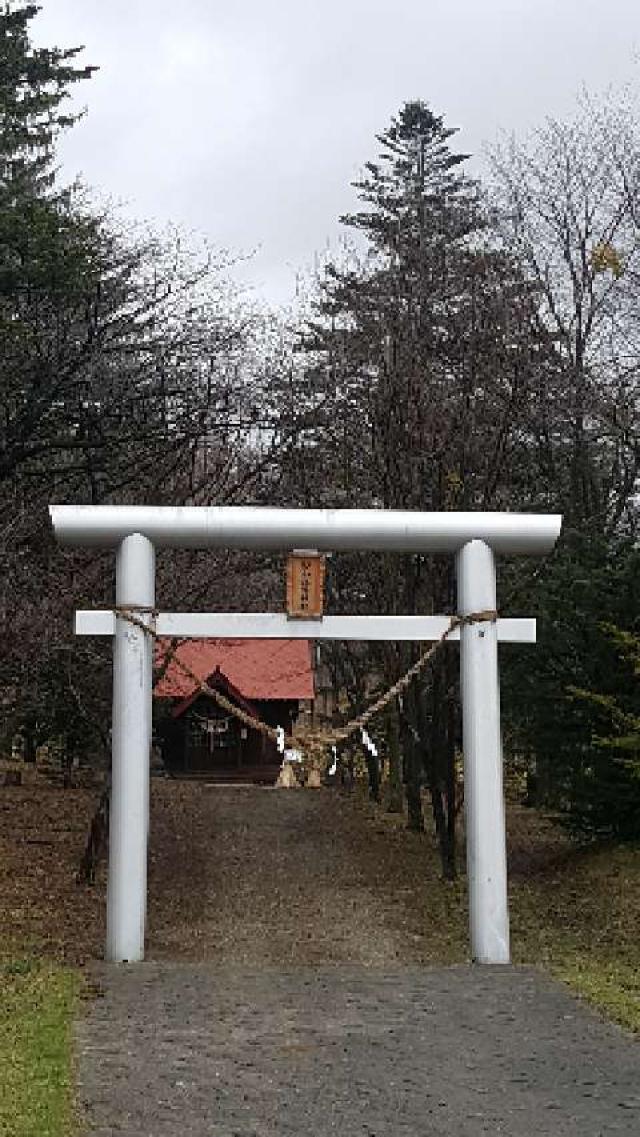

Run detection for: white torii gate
[[49, 505, 562, 966]]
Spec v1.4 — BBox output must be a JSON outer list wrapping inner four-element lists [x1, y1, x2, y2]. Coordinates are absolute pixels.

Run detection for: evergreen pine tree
[[0, 1, 96, 196], [284, 102, 542, 872]]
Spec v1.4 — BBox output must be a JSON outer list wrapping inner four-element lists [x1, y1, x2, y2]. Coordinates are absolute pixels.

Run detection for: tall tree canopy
[[278, 96, 639, 856], [0, 4, 281, 765], [275, 101, 551, 870]]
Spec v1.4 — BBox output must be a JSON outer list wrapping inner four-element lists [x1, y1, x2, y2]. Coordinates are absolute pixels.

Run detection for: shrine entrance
[[49, 505, 561, 965]]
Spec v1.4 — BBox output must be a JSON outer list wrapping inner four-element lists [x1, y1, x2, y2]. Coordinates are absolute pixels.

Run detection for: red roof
[[154, 639, 315, 701]]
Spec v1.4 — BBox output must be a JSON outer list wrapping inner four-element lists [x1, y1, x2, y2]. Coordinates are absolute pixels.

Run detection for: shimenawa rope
[[114, 606, 498, 762]]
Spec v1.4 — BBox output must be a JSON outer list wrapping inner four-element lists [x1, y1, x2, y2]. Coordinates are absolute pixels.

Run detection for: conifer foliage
[[0, 2, 95, 194], [280, 98, 639, 858]]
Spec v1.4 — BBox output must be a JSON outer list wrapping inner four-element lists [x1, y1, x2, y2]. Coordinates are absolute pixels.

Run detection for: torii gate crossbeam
[[49, 506, 561, 967]]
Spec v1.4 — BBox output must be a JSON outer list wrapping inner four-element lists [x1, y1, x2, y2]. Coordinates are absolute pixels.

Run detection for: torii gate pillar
[[457, 540, 509, 963], [107, 534, 155, 963]]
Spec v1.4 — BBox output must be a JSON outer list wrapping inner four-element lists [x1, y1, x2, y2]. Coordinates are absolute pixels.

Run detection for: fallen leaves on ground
[[1, 779, 639, 1028]]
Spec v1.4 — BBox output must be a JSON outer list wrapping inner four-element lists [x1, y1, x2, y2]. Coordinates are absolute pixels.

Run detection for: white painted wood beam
[[50, 504, 562, 554], [75, 611, 536, 643]]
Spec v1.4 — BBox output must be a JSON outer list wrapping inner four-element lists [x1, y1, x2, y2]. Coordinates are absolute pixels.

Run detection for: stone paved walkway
[[76, 963, 640, 1135]]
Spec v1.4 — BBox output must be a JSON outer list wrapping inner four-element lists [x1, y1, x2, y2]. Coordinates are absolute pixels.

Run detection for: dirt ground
[[0, 778, 572, 967], [147, 782, 452, 965], [0, 782, 105, 963], [4, 779, 640, 1135]]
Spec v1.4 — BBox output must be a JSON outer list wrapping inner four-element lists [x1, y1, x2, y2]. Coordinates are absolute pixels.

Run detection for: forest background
[[0, 1, 638, 880]]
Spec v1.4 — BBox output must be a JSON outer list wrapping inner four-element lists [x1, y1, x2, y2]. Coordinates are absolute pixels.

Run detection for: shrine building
[[153, 639, 315, 783]]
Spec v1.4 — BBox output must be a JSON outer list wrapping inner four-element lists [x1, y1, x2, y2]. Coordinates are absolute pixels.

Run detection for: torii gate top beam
[[49, 505, 561, 555]]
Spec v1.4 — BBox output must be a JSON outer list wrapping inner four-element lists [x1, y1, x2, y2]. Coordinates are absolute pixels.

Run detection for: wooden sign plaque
[[286, 550, 325, 619]]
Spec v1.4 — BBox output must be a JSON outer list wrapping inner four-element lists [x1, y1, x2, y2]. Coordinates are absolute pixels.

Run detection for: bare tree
[[489, 90, 640, 529]]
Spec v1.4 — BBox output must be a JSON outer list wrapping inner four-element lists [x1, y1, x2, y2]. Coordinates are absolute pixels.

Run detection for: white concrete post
[[456, 539, 510, 964], [106, 533, 155, 963]]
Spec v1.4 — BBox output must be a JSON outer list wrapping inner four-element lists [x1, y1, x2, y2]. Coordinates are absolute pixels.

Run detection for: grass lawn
[[359, 791, 640, 1032], [510, 841, 640, 1031], [0, 956, 80, 1137]]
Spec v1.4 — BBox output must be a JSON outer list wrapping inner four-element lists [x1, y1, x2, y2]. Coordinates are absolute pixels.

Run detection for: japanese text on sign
[[286, 551, 325, 619]]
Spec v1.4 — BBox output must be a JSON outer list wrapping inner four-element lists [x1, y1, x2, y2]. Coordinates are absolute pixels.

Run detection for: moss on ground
[[0, 956, 80, 1137]]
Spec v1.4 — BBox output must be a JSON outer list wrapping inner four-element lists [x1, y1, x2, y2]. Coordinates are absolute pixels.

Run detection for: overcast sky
[[35, 0, 640, 307]]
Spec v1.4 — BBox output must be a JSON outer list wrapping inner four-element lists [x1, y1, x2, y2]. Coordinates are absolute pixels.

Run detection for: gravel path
[[77, 963, 640, 1136], [75, 786, 640, 1134]]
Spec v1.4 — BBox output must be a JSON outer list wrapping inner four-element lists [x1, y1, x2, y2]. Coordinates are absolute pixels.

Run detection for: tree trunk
[[385, 703, 403, 813], [422, 656, 457, 879], [405, 750, 424, 831], [77, 779, 110, 885], [337, 745, 355, 792], [364, 748, 381, 803], [23, 727, 36, 764], [401, 692, 424, 832]]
